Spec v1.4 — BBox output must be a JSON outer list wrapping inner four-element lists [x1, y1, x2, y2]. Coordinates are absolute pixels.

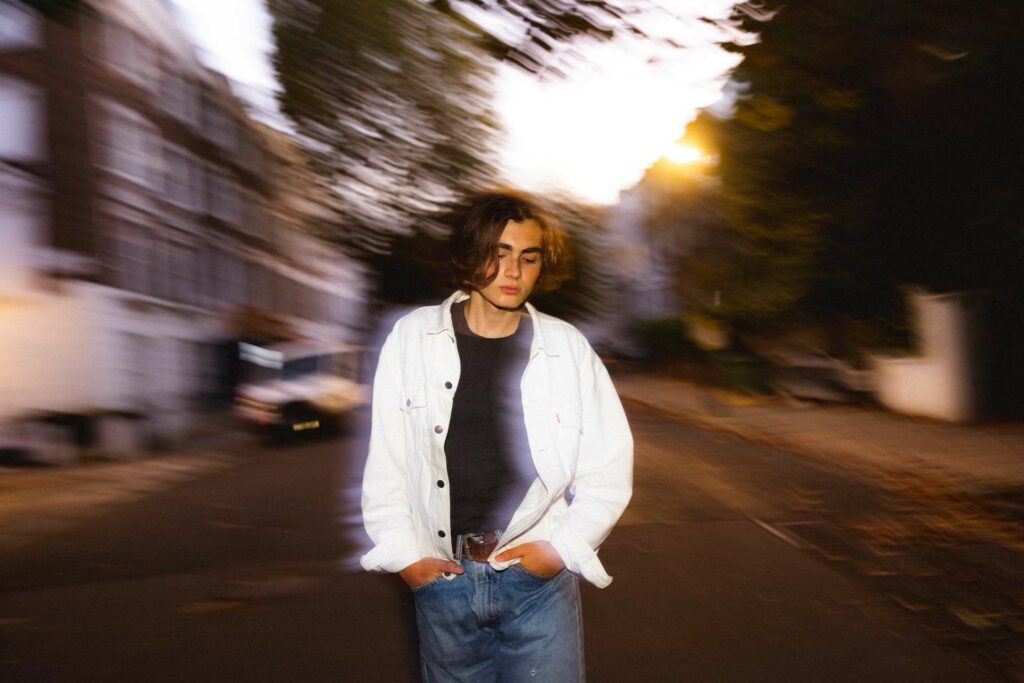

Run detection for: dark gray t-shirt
[[444, 301, 537, 536]]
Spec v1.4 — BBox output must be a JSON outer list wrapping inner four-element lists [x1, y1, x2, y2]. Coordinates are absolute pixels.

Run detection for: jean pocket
[[410, 574, 447, 593], [512, 563, 565, 583]]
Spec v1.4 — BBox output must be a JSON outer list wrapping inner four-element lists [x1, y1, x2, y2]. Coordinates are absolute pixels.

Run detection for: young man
[[361, 192, 633, 682]]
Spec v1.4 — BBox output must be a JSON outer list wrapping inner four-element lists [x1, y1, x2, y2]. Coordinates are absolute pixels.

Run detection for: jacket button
[[438, 530, 446, 538], [434, 425, 444, 434], [437, 480, 445, 488], [444, 381, 452, 389], [405, 399, 411, 407]]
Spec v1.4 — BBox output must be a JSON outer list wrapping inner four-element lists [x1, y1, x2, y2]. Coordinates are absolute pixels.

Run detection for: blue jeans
[[412, 558, 585, 682]]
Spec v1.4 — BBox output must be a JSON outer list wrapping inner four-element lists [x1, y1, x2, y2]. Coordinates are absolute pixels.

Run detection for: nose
[[505, 258, 521, 280]]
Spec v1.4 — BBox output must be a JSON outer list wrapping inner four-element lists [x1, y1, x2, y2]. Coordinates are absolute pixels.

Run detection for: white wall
[[872, 291, 986, 422], [0, 280, 225, 441], [0, 288, 95, 418]]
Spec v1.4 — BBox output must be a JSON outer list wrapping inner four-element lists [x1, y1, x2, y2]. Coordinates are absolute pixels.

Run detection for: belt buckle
[[461, 530, 501, 562]]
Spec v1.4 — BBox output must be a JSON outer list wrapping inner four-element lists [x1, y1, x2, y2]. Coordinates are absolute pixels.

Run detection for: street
[[0, 405, 1008, 682]]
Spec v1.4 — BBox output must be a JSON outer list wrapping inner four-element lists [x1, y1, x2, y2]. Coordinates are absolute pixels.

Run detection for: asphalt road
[[0, 406, 1005, 681]]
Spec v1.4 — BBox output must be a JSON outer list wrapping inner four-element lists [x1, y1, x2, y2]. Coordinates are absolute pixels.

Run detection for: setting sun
[[495, 1, 740, 205], [665, 142, 705, 165]]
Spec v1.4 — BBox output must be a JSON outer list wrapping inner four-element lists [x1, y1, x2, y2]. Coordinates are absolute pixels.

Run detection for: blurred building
[[0, 0, 364, 459], [594, 161, 719, 356], [605, 185, 683, 321]]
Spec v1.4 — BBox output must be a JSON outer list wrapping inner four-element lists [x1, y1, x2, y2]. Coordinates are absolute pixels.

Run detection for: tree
[[700, 0, 1024, 347], [267, 0, 684, 310], [268, 0, 500, 256], [267, 0, 671, 255], [425, 0, 673, 76]]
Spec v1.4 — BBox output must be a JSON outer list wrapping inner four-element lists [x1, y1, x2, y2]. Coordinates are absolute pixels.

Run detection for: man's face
[[476, 219, 543, 311]]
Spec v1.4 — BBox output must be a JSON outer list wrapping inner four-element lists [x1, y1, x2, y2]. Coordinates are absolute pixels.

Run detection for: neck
[[464, 291, 523, 338]]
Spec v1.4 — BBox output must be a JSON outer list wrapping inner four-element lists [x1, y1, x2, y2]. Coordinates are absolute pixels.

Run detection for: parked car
[[234, 341, 368, 439], [768, 350, 875, 404]]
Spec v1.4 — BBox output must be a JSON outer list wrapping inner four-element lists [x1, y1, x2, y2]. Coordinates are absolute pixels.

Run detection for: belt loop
[[455, 533, 464, 563]]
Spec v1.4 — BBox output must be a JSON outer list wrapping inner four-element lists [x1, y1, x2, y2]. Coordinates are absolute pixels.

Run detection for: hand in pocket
[[399, 557, 464, 589], [495, 541, 565, 578]]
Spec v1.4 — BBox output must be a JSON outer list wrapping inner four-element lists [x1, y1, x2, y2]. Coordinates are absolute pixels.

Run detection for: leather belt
[[455, 530, 502, 562]]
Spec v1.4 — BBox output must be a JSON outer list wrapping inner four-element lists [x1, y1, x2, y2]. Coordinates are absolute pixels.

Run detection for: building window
[[103, 20, 157, 88], [213, 248, 245, 305], [111, 222, 149, 295], [208, 169, 241, 224], [169, 241, 197, 305], [161, 70, 200, 125], [0, 1, 42, 51], [0, 166, 46, 293], [0, 76, 45, 161], [100, 102, 163, 190], [201, 90, 237, 149], [240, 192, 269, 239], [246, 261, 275, 308], [165, 145, 203, 210], [196, 244, 215, 305], [150, 235, 171, 300]]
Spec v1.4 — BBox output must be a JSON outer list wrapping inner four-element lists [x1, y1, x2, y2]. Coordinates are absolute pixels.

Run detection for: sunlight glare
[[496, 2, 740, 205], [666, 143, 704, 165]]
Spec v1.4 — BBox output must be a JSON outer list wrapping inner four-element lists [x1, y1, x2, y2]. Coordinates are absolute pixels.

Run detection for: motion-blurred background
[[2, 3, 1024, 680], [2, 0, 1022, 458]]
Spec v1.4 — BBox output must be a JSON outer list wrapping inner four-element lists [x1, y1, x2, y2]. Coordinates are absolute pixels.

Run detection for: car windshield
[[240, 361, 279, 384], [240, 347, 359, 384], [282, 355, 321, 380]]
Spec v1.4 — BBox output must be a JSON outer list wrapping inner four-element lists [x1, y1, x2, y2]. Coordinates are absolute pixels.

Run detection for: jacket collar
[[427, 290, 557, 357]]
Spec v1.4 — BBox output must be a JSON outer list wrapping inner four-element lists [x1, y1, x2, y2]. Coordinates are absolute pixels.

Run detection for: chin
[[486, 292, 527, 310]]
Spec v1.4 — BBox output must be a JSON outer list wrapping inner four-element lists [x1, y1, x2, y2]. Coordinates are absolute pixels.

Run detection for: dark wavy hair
[[449, 190, 571, 294]]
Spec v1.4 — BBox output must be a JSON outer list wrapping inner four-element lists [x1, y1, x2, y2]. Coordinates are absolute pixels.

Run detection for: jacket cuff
[[361, 538, 421, 574], [549, 523, 613, 588]]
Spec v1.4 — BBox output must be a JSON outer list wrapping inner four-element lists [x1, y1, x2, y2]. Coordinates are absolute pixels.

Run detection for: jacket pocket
[[400, 385, 427, 413], [400, 385, 427, 456], [553, 405, 582, 472], [555, 406, 581, 432]]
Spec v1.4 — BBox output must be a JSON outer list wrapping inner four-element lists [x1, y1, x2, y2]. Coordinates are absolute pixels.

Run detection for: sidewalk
[[613, 371, 1024, 493], [0, 414, 256, 551]]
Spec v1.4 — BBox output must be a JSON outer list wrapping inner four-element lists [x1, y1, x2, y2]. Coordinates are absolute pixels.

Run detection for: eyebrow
[[497, 242, 542, 254]]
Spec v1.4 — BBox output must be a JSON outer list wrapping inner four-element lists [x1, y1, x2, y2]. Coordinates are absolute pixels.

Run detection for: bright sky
[[171, 0, 740, 205]]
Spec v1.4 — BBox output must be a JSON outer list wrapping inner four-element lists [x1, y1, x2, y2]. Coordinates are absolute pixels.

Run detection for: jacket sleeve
[[548, 334, 633, 588], [360, 325, 422, 573]]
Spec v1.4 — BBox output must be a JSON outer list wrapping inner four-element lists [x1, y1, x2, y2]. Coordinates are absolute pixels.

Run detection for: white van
[[234, 341, 368, 437]]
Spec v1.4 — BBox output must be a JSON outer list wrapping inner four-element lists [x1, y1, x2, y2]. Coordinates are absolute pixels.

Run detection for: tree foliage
[[267, 0, 672, 311], [267, 0, 667, 256], [268, 0, 500, 256], [700, 0, 1024, 335], [425, 0, 669, 76]]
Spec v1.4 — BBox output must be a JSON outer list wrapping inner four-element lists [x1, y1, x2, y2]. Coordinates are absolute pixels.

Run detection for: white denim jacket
[[360, 291, 633, 588]]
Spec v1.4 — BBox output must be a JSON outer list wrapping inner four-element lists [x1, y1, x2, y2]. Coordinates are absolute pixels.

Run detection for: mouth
[[499, 286, 521, 295]]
